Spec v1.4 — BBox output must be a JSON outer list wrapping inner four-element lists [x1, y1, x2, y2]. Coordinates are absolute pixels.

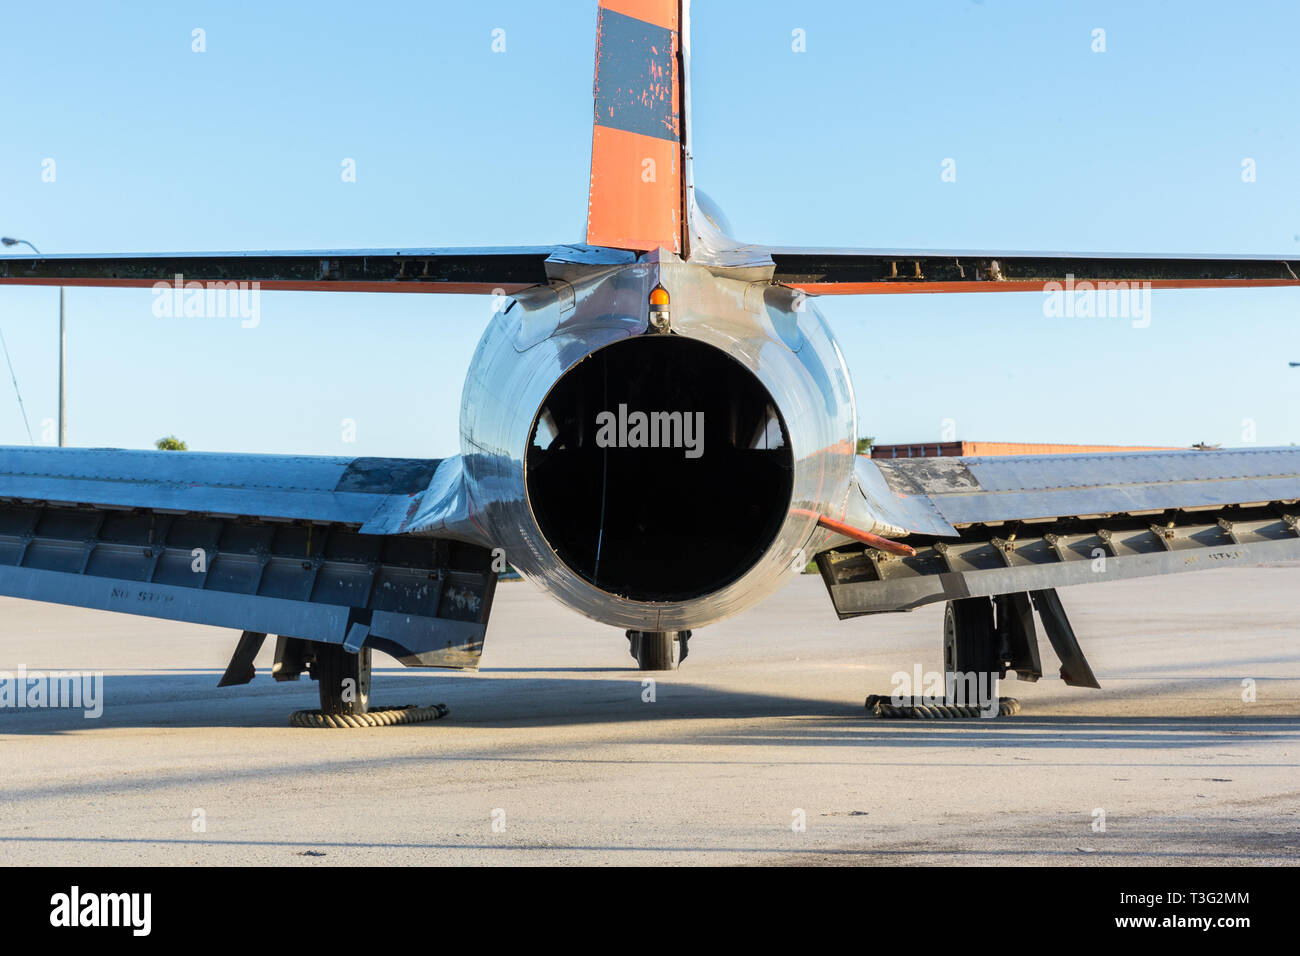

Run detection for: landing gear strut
[[626, 630, 690, 670], [310, 643, 372, 716], [215, 632, 450, 728], [293, 640, 448, 728]]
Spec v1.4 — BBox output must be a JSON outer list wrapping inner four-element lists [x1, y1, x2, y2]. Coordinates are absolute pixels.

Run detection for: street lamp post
[[1, 237, 64, 446]]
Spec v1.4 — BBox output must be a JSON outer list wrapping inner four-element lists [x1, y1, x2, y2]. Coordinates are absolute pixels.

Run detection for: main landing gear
[[626, 630, 691, 670], [866, 588, 1099, 719], [218, 632, 450, 728]]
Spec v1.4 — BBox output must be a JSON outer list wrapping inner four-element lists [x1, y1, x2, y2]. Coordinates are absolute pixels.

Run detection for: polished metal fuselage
[[457, 256, 860, 630]]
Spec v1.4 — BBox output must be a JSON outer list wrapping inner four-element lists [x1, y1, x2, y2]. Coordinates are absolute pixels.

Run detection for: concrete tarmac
[[1, 567, 1297, 865]]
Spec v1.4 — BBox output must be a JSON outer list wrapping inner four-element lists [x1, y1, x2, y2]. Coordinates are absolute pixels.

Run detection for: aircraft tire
[[943, 598, 999, 703], [314, 644, 372, 715], [630, 631, 676, 670]]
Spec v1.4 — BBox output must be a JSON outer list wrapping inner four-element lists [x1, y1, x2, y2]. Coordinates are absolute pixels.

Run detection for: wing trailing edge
[[819, 448, 1300, 616], [0, 447, 498, 668]]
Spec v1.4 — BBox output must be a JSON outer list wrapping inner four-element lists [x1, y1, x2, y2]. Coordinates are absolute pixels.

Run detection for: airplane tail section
[[585, 0, 687, 254]]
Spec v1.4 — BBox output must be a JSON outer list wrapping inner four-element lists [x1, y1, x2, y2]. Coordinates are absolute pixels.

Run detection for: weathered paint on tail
[[585, 0, 685, 254]]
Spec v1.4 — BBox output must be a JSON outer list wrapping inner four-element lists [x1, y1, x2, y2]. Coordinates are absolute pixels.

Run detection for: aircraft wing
[[822, 448, 1300, 616], [766, 247, 1300, 294], [0, 447, 497, 668], [0, 245, 634, 295]]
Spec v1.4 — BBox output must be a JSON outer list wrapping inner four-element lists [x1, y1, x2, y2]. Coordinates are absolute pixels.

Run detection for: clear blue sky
[[2, 0, 1297, 456]]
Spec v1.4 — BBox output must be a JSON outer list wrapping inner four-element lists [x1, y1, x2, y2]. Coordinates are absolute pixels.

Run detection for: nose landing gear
[[626, 630, 691, 670]]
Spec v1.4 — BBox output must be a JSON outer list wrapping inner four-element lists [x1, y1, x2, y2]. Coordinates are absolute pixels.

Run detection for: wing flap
[[0, 448, 498, 668], [819, 449, 1300, 616]]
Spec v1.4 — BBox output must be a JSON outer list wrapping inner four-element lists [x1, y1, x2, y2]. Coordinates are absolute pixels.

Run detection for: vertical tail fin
[[585, 0, 687, 255]]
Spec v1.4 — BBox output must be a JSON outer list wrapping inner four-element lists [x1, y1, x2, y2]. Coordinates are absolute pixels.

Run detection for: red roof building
[[870, 441, 1183, 459]]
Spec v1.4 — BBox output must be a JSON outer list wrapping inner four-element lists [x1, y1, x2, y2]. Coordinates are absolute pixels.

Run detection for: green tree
[[856, 436, 874, 455], [155, 435, 187, 451]]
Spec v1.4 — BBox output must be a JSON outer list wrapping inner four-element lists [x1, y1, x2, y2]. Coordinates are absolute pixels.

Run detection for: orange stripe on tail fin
[[585, 0, 684, 254]]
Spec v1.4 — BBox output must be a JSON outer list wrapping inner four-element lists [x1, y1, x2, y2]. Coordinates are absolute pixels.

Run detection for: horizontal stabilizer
[[0, 246, 633, 295], [770, 248, 1300, 294]]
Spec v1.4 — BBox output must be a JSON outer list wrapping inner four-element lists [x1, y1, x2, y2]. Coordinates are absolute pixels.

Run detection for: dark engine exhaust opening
[[525, 336, 794, 602]]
